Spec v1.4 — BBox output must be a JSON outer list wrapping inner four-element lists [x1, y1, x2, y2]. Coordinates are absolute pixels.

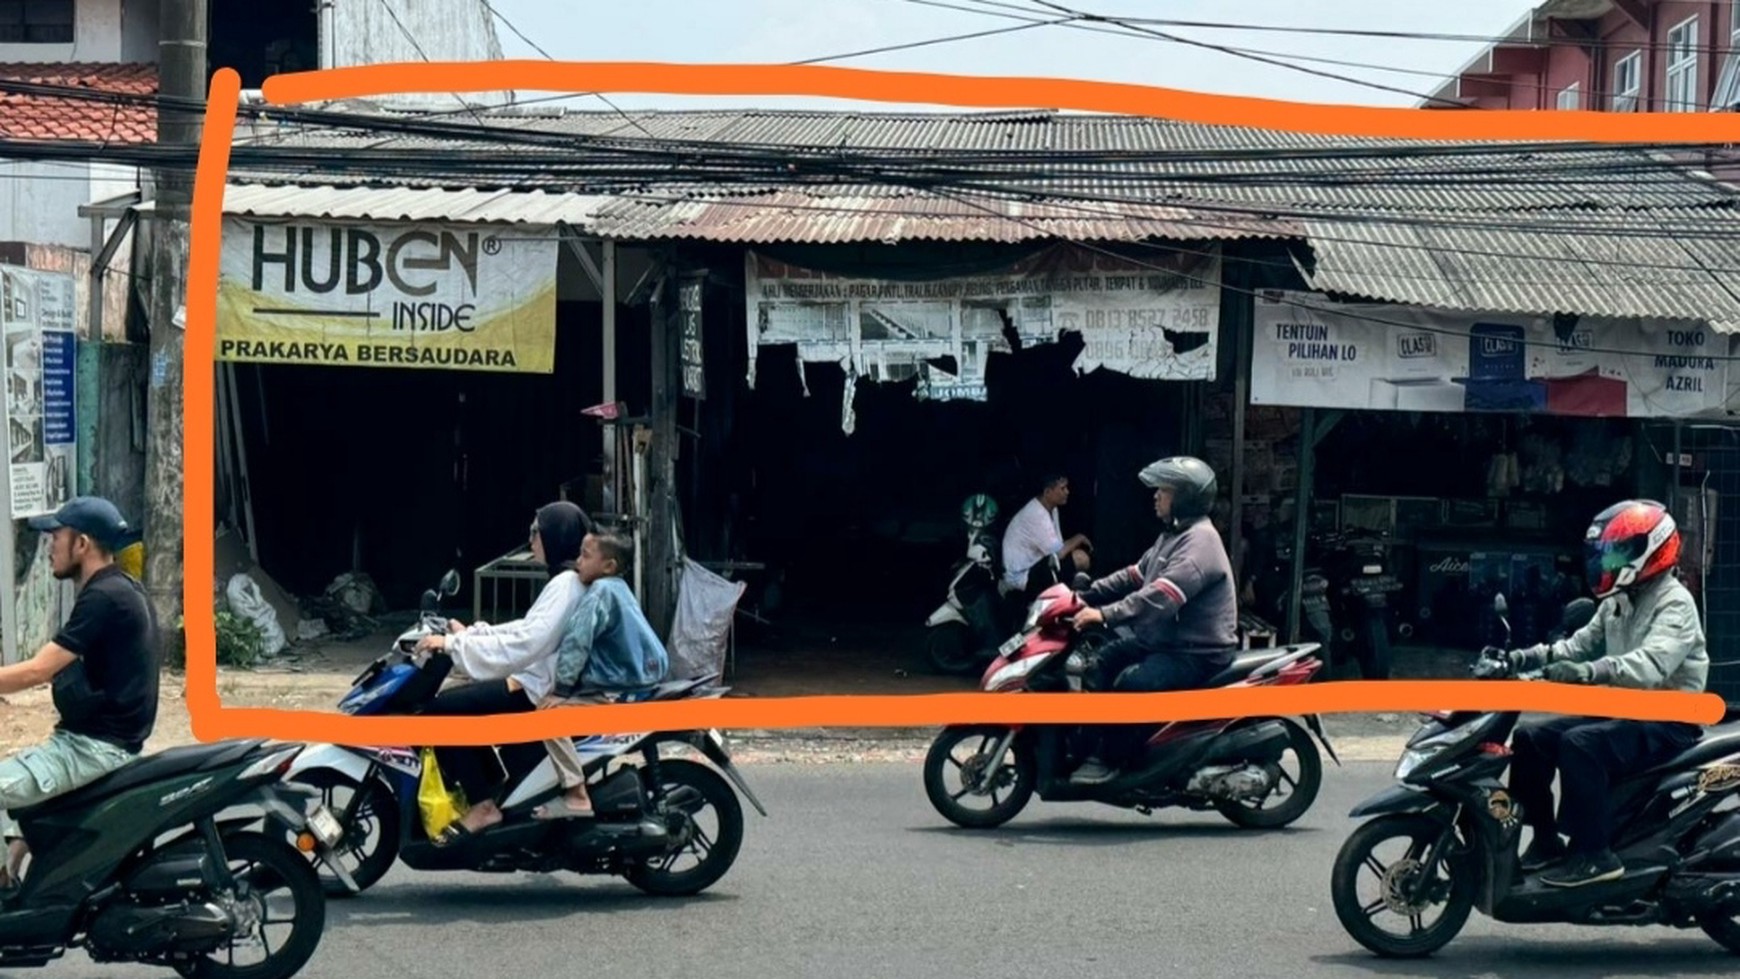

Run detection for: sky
[[479, 0, 1541, 113]]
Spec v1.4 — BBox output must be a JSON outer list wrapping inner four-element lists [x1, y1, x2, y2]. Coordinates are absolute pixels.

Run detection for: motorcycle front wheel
[[923, 726, 1035, 829], [924, 622, 981, 676], [1330, 813, 1475, 959], [284, 768, 400, 897]]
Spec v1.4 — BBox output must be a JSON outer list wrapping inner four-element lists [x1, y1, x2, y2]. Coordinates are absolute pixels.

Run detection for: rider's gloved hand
[[1544, 658, 1611, 685], [1505, 645, 1549, 674]]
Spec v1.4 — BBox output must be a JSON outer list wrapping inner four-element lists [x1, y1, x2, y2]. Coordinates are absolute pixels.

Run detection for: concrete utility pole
[[144, 0, 207, 645]]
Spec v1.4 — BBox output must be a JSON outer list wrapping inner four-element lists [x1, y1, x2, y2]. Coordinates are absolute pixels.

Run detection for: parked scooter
[[1255, 529, 1398, 679], [280, 570, 768, 899], [1, 738, 340, 979], [924, 493, 1015, 676], [1330, 592, 1740, 958], [923, 581, 1340, 830]]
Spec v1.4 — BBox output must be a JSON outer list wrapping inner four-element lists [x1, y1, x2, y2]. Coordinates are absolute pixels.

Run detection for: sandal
[[533, 797, 596, 821], [431, 822, 475, 847]]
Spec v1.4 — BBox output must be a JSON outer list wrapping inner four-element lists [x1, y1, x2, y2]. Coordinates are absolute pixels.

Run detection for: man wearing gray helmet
[[1066, 456, 1240, 786]]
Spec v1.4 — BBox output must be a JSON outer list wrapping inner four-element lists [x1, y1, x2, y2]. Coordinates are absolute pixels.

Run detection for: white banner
[[0, 265, 77, 519], [1250, 290, 1732, 418], [744, 244, 1221, 410], [216, 218, 558, 373]]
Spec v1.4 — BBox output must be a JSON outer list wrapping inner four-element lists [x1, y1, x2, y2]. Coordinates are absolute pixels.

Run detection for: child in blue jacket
[[533, 530, 670, 820]]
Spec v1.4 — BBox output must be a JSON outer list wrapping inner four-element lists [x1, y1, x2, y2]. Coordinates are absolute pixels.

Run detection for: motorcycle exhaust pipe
[[1198, 720, 1292, 768]]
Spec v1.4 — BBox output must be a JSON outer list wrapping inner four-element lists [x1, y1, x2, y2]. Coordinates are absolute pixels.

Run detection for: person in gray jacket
[[1494, 499, 1709, 889], [1066, 455, 1240, 786]]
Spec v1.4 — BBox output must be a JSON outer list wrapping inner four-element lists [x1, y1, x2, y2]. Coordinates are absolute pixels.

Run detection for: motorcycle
[[280, 570, 768, 899], [922, 581, 1340, 830], [1, 737, 341, 979], [1256, 529, 1399, 680], [1330, 592, 1740, 958], [924, 493, 1016, 676]]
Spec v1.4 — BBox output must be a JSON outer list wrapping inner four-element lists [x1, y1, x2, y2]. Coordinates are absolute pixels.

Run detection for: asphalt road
[[37, 761, 1740, 979]]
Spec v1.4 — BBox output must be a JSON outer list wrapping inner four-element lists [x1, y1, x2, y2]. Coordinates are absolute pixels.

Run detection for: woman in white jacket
[[414, 500, 588, 844]]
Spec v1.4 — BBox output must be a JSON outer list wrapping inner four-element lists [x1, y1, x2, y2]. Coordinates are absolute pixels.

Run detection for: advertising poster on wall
[[215, 217, 559, 373], [1250, 289, 1732, 419], [0, 265, 77, 520]]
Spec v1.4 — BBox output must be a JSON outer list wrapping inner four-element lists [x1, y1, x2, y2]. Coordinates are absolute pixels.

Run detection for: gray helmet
[[1138, 456, 1217, 521]]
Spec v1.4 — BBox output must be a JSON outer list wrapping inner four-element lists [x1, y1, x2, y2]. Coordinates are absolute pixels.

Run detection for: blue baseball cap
[[28, 496, 132, 550]]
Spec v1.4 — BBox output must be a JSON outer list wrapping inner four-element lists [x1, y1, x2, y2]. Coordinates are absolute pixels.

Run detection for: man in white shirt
[[1001, 474, 1092, 600]]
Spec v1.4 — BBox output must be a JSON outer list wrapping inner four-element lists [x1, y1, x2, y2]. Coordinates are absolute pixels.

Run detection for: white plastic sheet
[[668, 558, 747, 681]]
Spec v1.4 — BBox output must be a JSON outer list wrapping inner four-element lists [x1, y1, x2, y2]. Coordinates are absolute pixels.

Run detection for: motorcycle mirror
[[419, 589, 441, 613], [1561, 596, 1597, 634], [439, 569, 461, 597], [1072, 572, 1092, 590], [1492, 592, 1508, 617]]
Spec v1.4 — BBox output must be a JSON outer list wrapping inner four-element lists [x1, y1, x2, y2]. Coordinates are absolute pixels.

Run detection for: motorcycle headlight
[[1393, 723, 1481, 781]]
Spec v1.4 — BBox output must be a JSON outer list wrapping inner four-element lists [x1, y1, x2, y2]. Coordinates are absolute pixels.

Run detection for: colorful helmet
[[1138, 456, 1217, 521], [960, 493, 999, 530], [1584, 500, 1680, 599]]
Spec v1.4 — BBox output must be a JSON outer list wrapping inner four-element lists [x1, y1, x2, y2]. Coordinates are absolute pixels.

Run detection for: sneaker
[[1068, 758, 1117, 786], [1540, 850, 1625, 888], [1520, 832, 1567, 872]]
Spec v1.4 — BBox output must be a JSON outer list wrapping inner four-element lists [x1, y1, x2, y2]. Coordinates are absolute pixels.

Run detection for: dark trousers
[[421, 679, 545, 806], [1508, 715, 1701, 855], [1082, 638, 1234, 767]]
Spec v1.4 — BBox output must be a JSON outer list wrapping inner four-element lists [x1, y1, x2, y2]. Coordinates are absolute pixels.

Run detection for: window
[[1666, 16, 1701, 111], [0, 0, 73, 44], [1718, 1, 1740, 109], [1557, 82, 1581, 110], [1612, 50, 1642, 111]]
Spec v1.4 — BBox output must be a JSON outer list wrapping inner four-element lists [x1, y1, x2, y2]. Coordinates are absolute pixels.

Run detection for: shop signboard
[[0, 265, 77, 520], [1250, 290, 1731, 419], [744, 243, 1222, 407], [216, 218, 559, 373]]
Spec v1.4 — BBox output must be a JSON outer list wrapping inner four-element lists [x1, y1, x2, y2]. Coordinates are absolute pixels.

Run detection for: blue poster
[[41, 329, 74, 447]]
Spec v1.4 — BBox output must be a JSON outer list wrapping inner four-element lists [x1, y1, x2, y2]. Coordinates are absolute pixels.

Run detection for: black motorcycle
[[1255, 529, 1397, 680], [1, 738, 340, 978], [1330, 593, 1740, 958]]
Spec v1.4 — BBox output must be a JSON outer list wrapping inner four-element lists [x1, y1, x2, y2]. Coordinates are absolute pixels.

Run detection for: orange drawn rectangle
[[185, 63, 1730, 746]]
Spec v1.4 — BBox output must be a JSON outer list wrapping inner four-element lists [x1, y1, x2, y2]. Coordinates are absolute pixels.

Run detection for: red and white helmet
[[1584, 500, 1681, 599]]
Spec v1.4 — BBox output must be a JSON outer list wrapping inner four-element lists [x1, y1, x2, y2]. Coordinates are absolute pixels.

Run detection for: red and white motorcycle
[[923, 583, 1339, 829]]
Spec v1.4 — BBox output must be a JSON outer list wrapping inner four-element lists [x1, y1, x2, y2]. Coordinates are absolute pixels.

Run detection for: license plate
[[998, 633, 1027, 657], [307, 805, 344, 849]]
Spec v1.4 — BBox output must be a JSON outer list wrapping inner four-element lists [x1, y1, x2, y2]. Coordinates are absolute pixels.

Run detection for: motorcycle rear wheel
[[171, 832, 327, 979], [1213, 719, 1323, 830], [925, 623, 982, 676], [1331, 814, 1474, 959], [624, 759, 745, 897], [923, 726, 1035, 829]]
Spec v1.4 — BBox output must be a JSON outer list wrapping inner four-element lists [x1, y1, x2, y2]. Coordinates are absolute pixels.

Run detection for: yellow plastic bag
[[417, 747, 468, 839]]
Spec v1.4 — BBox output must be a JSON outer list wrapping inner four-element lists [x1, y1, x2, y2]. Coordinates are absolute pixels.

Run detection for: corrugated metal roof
[[201, 182, 610, 225], [217, 107, 1740, 323]]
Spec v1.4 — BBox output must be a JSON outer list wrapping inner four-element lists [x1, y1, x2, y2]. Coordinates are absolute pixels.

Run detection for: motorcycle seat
[[1204, 649, 1293, 689], [1635, 724, 1740, 779], [11, 738, 270, 820]]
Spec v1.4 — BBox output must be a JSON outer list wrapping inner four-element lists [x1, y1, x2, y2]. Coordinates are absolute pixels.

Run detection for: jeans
[[1081, 637, 1234, 768], [1508, 715, 1702, 855]]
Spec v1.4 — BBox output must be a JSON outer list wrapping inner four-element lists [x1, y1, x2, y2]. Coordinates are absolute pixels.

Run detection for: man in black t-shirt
[[0, 496, 159, 890]]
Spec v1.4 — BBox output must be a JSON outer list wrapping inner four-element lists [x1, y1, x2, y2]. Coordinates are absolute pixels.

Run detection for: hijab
[[534, 501, 590, 579]]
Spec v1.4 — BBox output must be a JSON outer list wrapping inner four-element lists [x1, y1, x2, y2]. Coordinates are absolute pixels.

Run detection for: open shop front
[[667, 239, 1234, 679], [1221, 288, 1730, 684], [208, 203, 664, 661]]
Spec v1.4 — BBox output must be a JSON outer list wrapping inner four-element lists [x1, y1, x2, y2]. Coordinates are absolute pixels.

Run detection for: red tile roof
[[0, 63, 157, 143]]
